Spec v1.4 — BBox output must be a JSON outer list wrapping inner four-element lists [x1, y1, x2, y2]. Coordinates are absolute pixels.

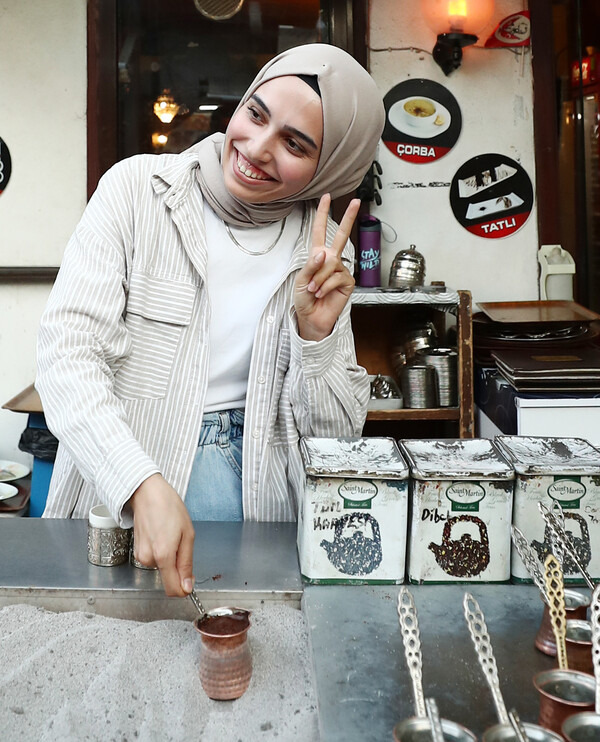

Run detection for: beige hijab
[[194, 43, 385, 227]]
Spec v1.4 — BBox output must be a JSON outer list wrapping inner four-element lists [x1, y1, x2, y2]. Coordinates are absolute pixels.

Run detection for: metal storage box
[[298, 437, 409, 584], [495, 435, 600, 584], [399, 439, 514, 584]]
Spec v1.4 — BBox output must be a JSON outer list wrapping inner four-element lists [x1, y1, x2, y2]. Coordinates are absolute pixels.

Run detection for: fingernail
[[183, 578, 193, 593], [307, 281, 316, 292], [315, 251, 325, 264]]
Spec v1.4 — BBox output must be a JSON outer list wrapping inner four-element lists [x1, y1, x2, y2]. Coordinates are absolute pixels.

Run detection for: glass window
[[552, 0, 600, 310], [117, 0, 326, 159]]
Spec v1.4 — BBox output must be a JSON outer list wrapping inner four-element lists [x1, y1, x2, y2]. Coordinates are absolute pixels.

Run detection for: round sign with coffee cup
[[383, 80, 461, 164]]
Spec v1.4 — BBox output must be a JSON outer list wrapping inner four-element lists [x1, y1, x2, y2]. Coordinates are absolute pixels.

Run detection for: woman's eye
[[286, 138, 305, 155], [247, 105, 262, 121]]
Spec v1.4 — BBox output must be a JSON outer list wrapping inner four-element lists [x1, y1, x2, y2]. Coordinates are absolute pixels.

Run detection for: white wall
[[0, 0, 87, 463], [368, 0, 538, 306]]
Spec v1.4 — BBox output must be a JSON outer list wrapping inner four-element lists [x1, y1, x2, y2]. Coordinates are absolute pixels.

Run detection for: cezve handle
[[544, 553, 569, 671], [538, 501, 595, 591], [426, 697, 444, 742], [397, 587, 426, 718], [463, 593, 510, 726], [591, 583, 600, 714], [511, 525, 550, 604]]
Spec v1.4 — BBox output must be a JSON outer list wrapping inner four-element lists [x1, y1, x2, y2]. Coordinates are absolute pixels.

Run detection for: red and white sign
[[571, 55, 598, 88], [382, 80, 462, 165], [485, 11, 530, 49], [450, 154, 534, 240]]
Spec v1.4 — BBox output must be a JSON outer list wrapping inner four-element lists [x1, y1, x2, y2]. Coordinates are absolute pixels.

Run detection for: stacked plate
[[0, 460, 30, 517], [473, 301, 600, 366]]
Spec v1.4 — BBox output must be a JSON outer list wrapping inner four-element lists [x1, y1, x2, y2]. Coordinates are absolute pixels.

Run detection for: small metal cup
[[535, 589, 590, 656], [533, 669, 596, 736], [129, 532, 159, 570], [564, 620, 593, 675], [87, 505, 131, 566], [392, 716, 477, 742], [482, 721, 563, 741], [562, 711, 600, 741]]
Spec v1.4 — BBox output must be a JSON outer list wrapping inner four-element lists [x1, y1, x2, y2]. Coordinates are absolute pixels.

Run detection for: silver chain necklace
[[225, 218, 287, 256]]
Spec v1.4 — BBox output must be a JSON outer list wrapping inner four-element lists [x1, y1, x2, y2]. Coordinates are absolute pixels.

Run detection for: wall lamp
[[421, 0, 495, 75]]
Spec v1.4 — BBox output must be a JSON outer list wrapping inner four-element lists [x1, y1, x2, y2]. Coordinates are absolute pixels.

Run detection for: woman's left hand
[[294, 194, 360, 342]]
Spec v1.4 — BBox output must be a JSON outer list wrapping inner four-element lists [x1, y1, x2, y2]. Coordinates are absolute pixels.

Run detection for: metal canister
[[418, 347, 458, 407], [399, 438, 515, 583], [298, 437, 409, 584], [495, 435, 600, 585], [401, 363, 438, 408], [389, 244, 426, 287]]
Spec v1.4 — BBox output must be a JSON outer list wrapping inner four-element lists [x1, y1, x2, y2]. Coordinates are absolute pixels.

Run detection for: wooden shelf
[[352, 288, 474, 438], [366, 407, 460, 422]]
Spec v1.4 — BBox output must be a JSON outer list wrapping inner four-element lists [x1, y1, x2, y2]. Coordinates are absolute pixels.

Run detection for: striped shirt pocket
[[114, 271, 197, 399]]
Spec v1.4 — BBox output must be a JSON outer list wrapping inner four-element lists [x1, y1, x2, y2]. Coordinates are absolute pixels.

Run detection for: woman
[[36, 44, 385, 597]]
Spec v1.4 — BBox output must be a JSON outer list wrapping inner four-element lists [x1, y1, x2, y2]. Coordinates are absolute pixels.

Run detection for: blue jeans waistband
[[199, 409, 244, 447]]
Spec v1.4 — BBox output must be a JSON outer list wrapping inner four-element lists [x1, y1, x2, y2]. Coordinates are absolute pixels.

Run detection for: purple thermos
[[358, 215, 381, 287]]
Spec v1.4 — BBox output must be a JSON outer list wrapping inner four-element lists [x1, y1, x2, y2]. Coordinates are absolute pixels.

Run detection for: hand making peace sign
[[294, 193, 361, 342]]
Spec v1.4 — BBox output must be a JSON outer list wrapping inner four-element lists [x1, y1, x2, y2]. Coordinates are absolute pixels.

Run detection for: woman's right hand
[[128, 473, 195, 597]]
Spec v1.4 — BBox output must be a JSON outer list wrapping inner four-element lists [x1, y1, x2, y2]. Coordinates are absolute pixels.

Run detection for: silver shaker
[[389, 244, 426, 288]]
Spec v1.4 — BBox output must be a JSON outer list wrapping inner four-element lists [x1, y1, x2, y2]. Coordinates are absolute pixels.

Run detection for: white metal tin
[[298, 437, 409, 584], [495, 435, 600, 583], [399, 439, 514, 583]]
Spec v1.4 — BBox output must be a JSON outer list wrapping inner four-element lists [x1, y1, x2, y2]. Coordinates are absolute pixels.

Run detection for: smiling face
[[222, 75, 324, 204]]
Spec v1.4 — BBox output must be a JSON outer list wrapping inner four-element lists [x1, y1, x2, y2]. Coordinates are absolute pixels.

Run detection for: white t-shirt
[[203, 202, 303, 412]]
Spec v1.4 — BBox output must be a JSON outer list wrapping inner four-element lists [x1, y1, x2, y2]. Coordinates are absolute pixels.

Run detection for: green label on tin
[[338, 480, 377, 509], [548, 476, 585, 508], [445, 481, 485, 511]]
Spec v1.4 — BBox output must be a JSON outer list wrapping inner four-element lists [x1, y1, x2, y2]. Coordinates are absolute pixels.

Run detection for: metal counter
[[303, 584, 557, 741], [0, 520, 565, 740], [0, 519, 302, 619]]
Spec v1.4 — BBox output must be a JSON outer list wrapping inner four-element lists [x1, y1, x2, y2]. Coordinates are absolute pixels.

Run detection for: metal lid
[[300, 437, 408, 479], [495, 436, 600, 475], [398, 438, 514, 480]]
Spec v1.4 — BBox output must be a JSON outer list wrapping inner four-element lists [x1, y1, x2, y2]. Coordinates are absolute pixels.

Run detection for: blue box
[[25, 413, 54, 517]]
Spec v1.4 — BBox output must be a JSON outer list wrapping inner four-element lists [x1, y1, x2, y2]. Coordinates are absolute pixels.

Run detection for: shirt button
[[252, 482, 258, 491], [258, 375, 266, 384], [266, 315, 274, 324], [252, 429, 260, 438]]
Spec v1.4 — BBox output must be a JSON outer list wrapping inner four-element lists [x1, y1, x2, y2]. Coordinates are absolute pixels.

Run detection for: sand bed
[[0, 603, 319, 741]]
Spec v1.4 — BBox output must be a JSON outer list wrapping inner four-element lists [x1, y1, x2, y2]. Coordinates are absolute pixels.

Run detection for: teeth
[[237, 154, 270, 181]]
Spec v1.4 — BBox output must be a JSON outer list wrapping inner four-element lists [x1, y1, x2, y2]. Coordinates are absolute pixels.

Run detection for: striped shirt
[[36, 145, 370, 525]]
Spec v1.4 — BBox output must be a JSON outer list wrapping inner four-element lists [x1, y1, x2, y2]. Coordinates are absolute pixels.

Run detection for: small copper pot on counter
[[533, 668, 596, 736], [482, 721, 563, 742], [564, 620, 594, 675], [193, 609, 252, 701], [562, 711, 600, 741], [393, 716, 476, 742], [535, 589, 589, 656]]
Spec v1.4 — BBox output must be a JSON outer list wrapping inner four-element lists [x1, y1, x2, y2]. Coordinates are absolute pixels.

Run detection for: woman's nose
[[246, 130, 273, 163]]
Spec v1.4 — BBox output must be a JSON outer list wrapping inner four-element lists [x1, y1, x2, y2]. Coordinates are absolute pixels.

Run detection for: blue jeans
[[185, 409, 244, 521]]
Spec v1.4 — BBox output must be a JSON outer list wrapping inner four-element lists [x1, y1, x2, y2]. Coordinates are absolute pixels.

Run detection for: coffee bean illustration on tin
[[320, 512, 383, 576], [428, 515, 490, 577]]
